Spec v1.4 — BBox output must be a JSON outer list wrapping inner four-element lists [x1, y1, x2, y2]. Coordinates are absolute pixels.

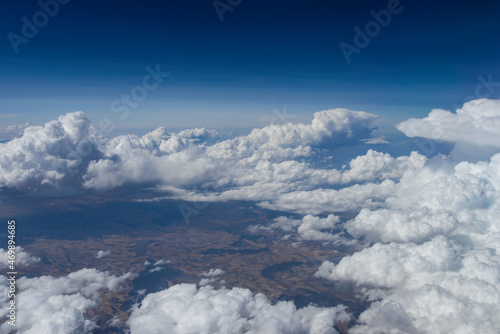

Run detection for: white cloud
[[316, 236, 460, 289], [145, 259, 171, 273], [0, 108, 380, 193], [128, 283, 349, 334], [206, 108, 377, 159], [199, 268, 225, 277], [198, 268, 225, 286], [96, 250, 111, 258], [396, 98, 500, 147], [346, 246, 500, 333], [0, 268, 132, 334], [257, 179, 397, 215], [176, 127, 223, 144], [0, 111, 100, 190], [0, 247, 40, 269], [360, 136, 389, 144], [345, 207, 459, 244], [4, 99, 500, 333], [312, 103, 500, 333], [147, 266, 164, 273], [82, 132, 213, 190], [171, 150, 426, 215], [341, 150, 425, 184], [153, 259, 170, 266], [250, 214, 348, 243]]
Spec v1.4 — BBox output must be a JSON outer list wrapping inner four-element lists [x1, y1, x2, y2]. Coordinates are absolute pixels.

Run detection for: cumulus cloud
[[247, 132, 500, 333], [0, 268, 132, 334], [0, 247, 40, 269], [206, 108, 377, 159], [321, 240, 500, 334], [218, 99, 500, 332], [0, 112, 211, 192], [199, 268, 225, 277], [170, 149, 426, 215], [345, 207, 459, 244], [86, 108, 378, 191], [144, 259, 171, 273], [176, 127, 224, 144], [396, 98, 500, 147], [316, 236, 461, 289], [82, 130, 213, 190], [0, 111, 100, 191], [198, 268, 225, 286], [5, 99, 500, 333], [96, 250, 111, 258], [257, 179, 398, 215], [311, 100, 500, 333], [0, 107, 380, 193], [360, 136, 389, 145], [250, 214, 348, 243], [128, 283, 350, 334]]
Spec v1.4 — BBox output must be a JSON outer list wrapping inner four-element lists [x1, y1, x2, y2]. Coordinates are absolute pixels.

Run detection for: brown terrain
[[3, 192, 362, 333]]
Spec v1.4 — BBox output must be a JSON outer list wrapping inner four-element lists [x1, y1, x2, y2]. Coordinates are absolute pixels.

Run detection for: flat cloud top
[[396, 98, 500, 147]]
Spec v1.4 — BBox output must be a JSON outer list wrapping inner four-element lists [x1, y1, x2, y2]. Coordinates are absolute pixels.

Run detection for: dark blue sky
[[1, 0, 499, 130]]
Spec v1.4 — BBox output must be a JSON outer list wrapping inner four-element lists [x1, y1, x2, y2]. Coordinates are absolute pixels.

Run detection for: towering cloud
[[0, 107, 380, 193], [0, 111, 100, 191]]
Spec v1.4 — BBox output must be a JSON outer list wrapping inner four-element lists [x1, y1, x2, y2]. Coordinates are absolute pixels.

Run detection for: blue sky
[[1, 0, 499, 131]]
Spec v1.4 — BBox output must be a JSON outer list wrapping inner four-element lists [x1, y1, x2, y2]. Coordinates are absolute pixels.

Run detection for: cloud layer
[[4, 99, 500, 332], [308, 101, 500, 333], [0, 108, 380, 194]]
